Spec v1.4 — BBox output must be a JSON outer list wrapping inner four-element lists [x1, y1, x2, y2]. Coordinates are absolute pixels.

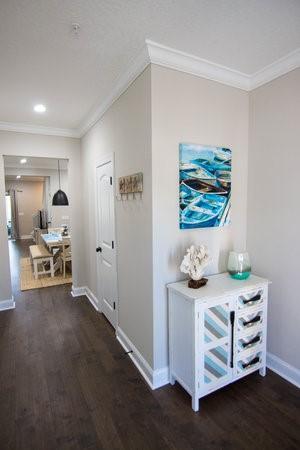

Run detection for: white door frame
[[0, 150, 82, 302], [95, 153, 118, 328]]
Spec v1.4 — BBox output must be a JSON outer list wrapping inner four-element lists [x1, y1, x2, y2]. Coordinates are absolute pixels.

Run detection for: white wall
[[1, 63, 295, 384], [151, 65, 249, 370], [0, 131, 83, 304], [81, 67, 154, 365], [81, 64, 250, 373], [247, 68, 300, 370], [0, 158, 12, 300]]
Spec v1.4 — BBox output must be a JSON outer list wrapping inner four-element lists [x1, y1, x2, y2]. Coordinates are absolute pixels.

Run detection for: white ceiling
[[0, 0, 300, 131], [3, 155, 68, 170], [5, 175, 45, 182]]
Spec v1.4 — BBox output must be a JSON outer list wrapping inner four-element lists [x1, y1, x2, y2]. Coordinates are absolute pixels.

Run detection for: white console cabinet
[[167, 273, 270, 411]]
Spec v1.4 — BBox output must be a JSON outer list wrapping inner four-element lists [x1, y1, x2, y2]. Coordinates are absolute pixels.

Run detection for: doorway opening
[[3, 155, 72, 293]]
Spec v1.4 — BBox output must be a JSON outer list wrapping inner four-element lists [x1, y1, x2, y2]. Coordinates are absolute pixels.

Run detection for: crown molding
[[79, 41, 299, 136], [250, 48, 300, 90], [78, 39, 300, 137], [0, 121, 79, 138], [1, 41, 299, 139], [78, 40, 252, 138], [146, 39, 251, 91], [78, 44, 150, 137]]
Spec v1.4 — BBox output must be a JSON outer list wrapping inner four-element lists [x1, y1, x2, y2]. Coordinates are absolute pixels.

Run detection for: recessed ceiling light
[[16, 175, 21, 179], [34, 104, 46, 113], [20, 158, 27, 164]]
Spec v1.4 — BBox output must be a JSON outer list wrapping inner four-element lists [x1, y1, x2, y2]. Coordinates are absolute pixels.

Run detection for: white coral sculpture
[[180, 245, 211, 281]]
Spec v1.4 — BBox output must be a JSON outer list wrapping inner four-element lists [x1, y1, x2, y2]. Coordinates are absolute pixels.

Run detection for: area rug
[[20, 257, 72, 291]]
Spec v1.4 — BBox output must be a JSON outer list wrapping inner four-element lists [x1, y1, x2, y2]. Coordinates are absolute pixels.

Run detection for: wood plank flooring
[[0, 239, 299, 449]]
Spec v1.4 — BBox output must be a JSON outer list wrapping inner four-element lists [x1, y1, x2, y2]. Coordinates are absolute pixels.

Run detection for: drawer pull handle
[[242, 335, 261, 348], [243, 316, 261, 326], [230, 311, 235, 368], [242, 356, 260, 369], [242, 294, 261, 304]]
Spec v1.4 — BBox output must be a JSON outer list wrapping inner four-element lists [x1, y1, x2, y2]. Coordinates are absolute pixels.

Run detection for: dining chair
[[61, 242, 72, 278]]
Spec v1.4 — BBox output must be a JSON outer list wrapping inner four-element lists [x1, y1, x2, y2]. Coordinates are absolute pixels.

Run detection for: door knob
[[96, 247, 102, 253]]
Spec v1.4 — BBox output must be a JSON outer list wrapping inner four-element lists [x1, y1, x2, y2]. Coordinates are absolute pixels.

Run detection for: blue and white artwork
[[179, 143, 231, 229]]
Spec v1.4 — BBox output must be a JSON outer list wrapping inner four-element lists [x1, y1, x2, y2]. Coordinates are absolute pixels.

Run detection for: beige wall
[[5, 179, 44, 236], [151, 65, 249, 370], [5, 167, 70, 228], [1, 62, 297, 379], [81, 67, 154, 366], [81, 64, 250, 373], [0, 131, 83, 304], [247, 69, 300, 369]]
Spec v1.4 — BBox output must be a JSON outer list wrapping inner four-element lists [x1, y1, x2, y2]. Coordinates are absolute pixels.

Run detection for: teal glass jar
[[228, 251, 251, 280]]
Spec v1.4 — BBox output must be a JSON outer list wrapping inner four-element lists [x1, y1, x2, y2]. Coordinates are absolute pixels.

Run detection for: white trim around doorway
[[0, 297, 15, 311]]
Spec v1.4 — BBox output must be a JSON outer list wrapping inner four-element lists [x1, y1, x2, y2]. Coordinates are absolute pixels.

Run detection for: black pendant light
[[52, 159, 69, 206]]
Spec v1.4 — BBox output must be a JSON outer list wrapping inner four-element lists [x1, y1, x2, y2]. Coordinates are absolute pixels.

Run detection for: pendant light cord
[[58, 159, 61, 189]]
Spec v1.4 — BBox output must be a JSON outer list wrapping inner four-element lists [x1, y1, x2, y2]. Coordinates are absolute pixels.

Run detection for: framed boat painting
[[179, 143, 232, 229]]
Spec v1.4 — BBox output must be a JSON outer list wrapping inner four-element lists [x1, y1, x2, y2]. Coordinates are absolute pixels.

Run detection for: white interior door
[[96, 158, 117, 328]]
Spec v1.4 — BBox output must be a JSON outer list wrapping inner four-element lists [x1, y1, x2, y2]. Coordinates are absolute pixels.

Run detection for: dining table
[[42, 232, 71, 274]]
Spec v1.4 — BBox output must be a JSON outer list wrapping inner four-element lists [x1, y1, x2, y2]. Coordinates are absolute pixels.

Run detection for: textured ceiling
[[0, 0, 300, 129], [5, 175, 46, 182], [4, 156, 68, 170]]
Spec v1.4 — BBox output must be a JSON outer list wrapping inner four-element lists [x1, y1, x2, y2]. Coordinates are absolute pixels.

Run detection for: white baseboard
[[71, 285, 86, 297], [72, 291, 169, 388], [116, 326, 169, 390], [153, 366, 169, 389], [267, 352, 300, 389], [19, 235, 33, 240], [116, 327, 153, 388], [70, 289, 300, 392], [71, 285, 100, 312], [85, 287, 100, 312], [0, 297, 15, 311]]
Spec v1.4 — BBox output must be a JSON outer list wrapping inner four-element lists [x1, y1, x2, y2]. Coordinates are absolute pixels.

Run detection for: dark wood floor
[[0, 240, 299, 450]]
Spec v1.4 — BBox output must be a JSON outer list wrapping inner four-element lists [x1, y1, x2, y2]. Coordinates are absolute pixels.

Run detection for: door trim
[[95, 153, 118, 328]]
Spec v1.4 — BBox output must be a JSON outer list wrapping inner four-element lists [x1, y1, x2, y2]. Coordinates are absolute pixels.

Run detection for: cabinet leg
[[192, 396, 199, 412], [259, 365, 266, 377], [169, 374, 175, 385]]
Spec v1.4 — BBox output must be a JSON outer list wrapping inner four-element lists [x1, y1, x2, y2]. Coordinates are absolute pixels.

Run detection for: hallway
[[0, 241, 299, 450]]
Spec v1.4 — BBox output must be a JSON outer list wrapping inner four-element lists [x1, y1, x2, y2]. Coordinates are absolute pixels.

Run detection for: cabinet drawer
[[236, 350, 262, 375], [237, 288, 264, 311], [236, 330, 263, 354], [237, 309, 263, 333]]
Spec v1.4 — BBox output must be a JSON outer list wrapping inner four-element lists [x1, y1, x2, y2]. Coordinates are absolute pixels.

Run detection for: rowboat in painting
[[191, 158, 231, 172], [180, 166, 216, 182], [180, 183, 199, 205], [182, 178, 228, 196], [214, 148, 232, 162], [181, 194, 227, 228], [179, 162, 199, 171], [216, 170, 231, 188]]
